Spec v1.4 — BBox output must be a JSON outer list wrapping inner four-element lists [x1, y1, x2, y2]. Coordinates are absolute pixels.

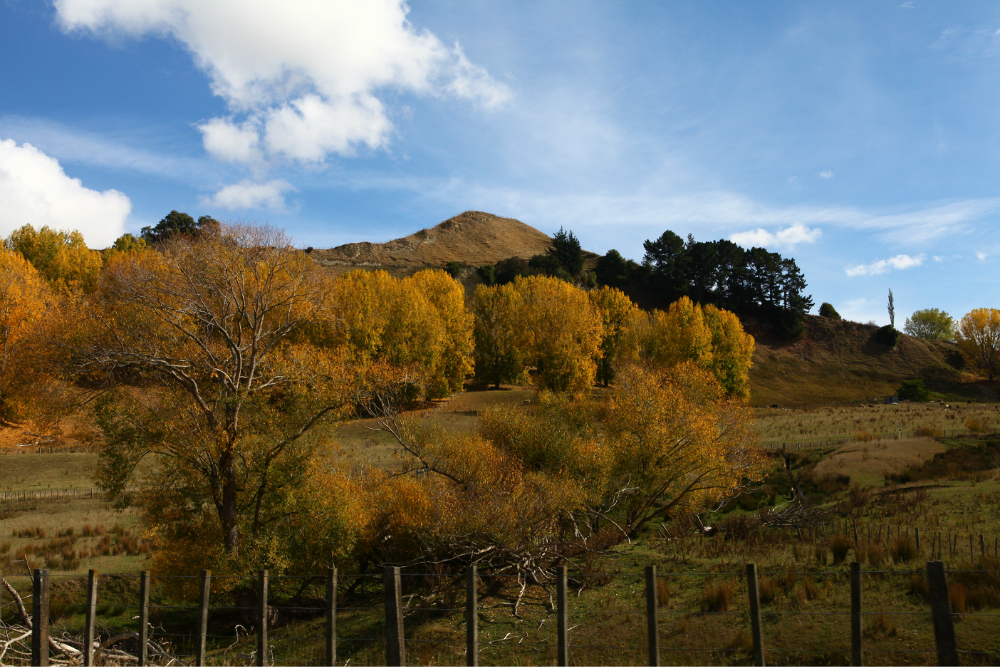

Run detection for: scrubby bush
[[819, 302, 841, 319], [897, 379, 930, 402], [829, 534, 852, 564], [875, 325, 901, 347]]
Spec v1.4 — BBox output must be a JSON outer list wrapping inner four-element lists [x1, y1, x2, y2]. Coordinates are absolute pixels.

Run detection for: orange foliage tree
[[311, 358, 763, 582], [0, 247, 52, 420]]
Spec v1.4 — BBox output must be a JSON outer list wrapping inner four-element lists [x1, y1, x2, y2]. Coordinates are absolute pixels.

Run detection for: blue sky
[[1, 1, 999, 324]]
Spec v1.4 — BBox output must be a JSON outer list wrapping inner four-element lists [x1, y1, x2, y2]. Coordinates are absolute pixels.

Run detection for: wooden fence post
[[196, 570, 211, 667], [926, 561, 959, 666], [138, 571, 150, 667], [384, 566, 405, 667], [850, 562, 862, 666], [915, 527, 920, 551], [466, 566, 478, 667], [32, 568, 49, 667], [557, 565, 569, 667], [326, 567, 337, 666], [980, 534, 985, 559], [645, 566, 659, 667], [83, 569, 98, 666], [257, 569, 268, 667], [746, 563, 765, 667]]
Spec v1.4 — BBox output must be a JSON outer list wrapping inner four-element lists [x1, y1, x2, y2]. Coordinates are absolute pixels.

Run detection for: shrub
[[819, 302, 841, 319], [967, 418, 984, 435], [898, 379, 930, 402], [915, 426, 942, 438], [444, 260, 467, 278], [476, 264, 496, 286], [829, 535, 852, 564], [875, 325, 901, 347]]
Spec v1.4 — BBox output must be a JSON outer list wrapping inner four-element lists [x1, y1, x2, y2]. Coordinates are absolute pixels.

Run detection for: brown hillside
[[310, 211, 598, 277], [748, 315, 990, 406]]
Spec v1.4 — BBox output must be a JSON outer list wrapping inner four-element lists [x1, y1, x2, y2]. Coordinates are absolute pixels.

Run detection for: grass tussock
[[829, 534, 851, 564], [701, 580, 735, 612]]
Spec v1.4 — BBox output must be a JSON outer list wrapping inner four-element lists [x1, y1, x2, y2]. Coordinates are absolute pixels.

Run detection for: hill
[[747, 314, 987, 406], [309, 210, 598, 278]]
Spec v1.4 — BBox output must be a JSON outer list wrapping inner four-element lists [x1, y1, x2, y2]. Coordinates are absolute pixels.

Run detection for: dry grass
[[748, 314, 980, 407], [813, 437, 945, 487]]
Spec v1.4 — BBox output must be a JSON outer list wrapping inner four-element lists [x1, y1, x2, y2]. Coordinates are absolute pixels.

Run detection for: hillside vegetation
[[748, 314, 980, 406]]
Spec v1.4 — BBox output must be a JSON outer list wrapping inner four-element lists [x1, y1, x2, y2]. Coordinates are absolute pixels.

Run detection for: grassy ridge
[[748, 315, 984, 407]]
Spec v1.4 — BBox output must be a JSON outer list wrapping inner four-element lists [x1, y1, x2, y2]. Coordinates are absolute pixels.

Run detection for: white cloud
[[0, 139, 130, 247], [55, 0, 511, 164], [204, 179, 295, 211], [977, 251, 988, 261], [819, 170, 834, 179], [199, 118, 262, 164], [845, 254, 925, 277], [730, 222, 821, 249]]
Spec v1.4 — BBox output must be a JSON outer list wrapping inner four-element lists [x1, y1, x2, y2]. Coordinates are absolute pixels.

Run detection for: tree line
[[476, 227, 815, 339], [0, 216, 765, 586]]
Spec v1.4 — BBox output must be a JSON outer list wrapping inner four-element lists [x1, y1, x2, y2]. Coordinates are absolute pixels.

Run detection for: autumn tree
[[473, 282, 528, 388], [588, 286, 640, 386], [0, 248, 52, 420], [956, 308, 1000, 381], [600, 362, 764, 534], [7, 224, 103, 292], [406, 270, 474, 396], [514, 275, 602, 393], [79, 224, 351, 575], [904, 308, 955, 341], [629, 296, 755, 397], [317, 269, 473, 398]]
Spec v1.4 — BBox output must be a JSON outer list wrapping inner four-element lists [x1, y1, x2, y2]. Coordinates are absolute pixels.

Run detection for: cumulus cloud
[[819, 170, 834, 179], [204, 179, 295, 211], [845, 254, 925, 277], [0, 139, 130, 247], [729, 222, 821, 249], [977, 251, 988, 261], [55, 0, 511, 164]]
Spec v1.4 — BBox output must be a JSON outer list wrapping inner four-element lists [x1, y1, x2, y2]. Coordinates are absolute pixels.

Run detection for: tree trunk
[[220, 450, 240, 554]]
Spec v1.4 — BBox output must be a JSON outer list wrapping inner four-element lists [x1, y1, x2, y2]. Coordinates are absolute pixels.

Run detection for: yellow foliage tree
[[956, 308, 1000, 381], [701, 304, 755, 398], [7, 224, 103, 292], [80, 224, 353, 577], [602, 362, 764, 534], [588, 286, 641, 386], [514, 275, 602, 393], [405, 269, 474, 396], [319, 269, 472, 397], [472, 282, 528, 388], [629, 297, 755, 397]]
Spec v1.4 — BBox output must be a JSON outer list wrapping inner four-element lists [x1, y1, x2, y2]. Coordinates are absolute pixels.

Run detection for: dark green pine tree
[[547, 227, 585, 276]]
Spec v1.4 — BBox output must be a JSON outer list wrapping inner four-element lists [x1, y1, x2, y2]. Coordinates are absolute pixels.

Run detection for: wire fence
[[0, 560, 996, 666]]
